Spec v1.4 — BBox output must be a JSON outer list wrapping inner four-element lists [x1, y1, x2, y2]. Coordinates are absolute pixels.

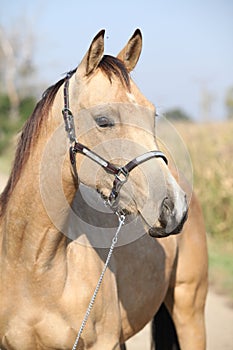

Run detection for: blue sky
[[1, 0, 233, 121]]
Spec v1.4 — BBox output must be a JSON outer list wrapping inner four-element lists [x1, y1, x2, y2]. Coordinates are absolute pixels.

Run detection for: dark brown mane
[[0, 55, 130, 216], [99, 55, 130, 89]]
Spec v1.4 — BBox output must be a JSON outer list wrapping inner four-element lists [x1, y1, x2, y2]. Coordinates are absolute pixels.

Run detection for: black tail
[[151, 303, 181, 350]]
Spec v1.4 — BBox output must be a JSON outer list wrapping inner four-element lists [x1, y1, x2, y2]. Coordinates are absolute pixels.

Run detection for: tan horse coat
[[0, 30, 207, 350]]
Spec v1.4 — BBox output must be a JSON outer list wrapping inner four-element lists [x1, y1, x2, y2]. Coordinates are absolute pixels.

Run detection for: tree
[[0, 93, 36, 154], [225, 87, 233, 119], [0, 21, 37, 154], [0, 26, 20, 120], [0, 23, 36, 121], [165, 108, 191, 122]]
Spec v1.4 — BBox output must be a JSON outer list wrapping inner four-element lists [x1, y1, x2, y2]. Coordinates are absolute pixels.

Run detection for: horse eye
[[95, 116, 115, 128]]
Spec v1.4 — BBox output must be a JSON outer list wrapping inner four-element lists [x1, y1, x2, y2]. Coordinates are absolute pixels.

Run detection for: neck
[[1, 112, 78, 270]]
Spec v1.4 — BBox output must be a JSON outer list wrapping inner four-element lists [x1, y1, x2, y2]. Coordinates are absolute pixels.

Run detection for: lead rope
[[71, 213, 125, 350]]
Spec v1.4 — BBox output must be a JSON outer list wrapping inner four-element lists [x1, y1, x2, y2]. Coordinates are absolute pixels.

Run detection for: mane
[[99, 55, 130, 89], [0, 55, 130, 216]]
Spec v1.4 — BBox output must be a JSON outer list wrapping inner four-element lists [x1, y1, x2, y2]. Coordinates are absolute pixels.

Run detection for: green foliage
[[165, 108, 191, 122], [0, 95, 13, 152], [0, 94, 36, 154], [19, 96, 36, 123], [0, 95, 11, 115]]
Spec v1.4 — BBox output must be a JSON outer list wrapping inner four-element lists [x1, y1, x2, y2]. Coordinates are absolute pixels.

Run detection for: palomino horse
[[0, 30, 208, 349]]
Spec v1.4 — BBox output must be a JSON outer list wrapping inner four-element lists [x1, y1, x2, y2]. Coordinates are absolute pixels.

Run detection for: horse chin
[[148, 227, 171, 238], [148, 214, 187, 238], [148, 226, 184, 238]]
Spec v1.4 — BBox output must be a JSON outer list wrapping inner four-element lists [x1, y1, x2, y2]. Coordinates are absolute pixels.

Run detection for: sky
[[1, 0, 233, 121]]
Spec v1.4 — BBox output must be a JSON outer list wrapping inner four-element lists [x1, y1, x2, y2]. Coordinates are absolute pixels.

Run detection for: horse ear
[[77, 29, 105, 77], [117, 29, 142, 72]]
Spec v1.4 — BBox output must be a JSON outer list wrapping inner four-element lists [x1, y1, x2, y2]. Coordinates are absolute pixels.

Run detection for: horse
[[0, 29, 208, 349]]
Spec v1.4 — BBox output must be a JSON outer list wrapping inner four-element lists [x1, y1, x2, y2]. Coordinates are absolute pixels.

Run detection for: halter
[[62, 73, 168, 212], [62, 72, 168, 349]]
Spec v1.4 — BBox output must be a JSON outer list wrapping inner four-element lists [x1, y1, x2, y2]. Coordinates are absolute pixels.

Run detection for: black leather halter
[[62, 73, 168, 210]]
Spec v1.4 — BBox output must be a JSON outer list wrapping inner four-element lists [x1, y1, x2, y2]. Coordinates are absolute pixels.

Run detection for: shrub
[[0, 94, 36, 154]]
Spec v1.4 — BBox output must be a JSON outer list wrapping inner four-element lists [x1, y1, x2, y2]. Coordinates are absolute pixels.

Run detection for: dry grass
[[175, 120, 233, 298], [176, 121, 233, 241]]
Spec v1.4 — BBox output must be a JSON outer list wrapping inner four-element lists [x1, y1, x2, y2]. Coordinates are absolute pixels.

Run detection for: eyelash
[[95, 116, 115, 128]]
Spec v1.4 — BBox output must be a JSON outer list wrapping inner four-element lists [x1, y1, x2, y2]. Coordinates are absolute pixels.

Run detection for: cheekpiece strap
[[62, 73, 76, 144]]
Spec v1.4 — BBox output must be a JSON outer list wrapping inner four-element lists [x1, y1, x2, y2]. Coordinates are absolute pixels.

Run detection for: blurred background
[[0, 0, 233, 332]]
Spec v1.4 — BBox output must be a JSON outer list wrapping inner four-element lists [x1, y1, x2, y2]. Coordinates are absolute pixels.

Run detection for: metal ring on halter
[[115, 167, 129, 184]]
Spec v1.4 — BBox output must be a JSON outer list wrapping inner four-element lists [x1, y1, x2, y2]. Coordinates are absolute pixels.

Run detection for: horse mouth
[[97, 189, 188, 238], [148, 210, 188, 238], [97, 189, 108, 202]]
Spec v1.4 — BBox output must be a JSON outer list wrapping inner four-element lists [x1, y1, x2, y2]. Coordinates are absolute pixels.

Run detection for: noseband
[[62, 73, 168, 212]]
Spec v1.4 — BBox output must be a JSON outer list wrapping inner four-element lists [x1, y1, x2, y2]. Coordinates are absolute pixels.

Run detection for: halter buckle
[[116, 167, 129, 184]]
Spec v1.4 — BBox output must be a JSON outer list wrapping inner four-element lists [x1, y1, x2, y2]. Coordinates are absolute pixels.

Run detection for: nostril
[[156, 196, 188, 236], [162, 197, 174, 214], [158, 198, 169, 226], [158, 197, 175, 228], [163, 204, 171, 219], [163, 201, 170, 215]]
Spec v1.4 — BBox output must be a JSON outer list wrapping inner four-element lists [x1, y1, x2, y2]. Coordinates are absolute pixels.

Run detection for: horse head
[[51, 29, 188, 238]]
